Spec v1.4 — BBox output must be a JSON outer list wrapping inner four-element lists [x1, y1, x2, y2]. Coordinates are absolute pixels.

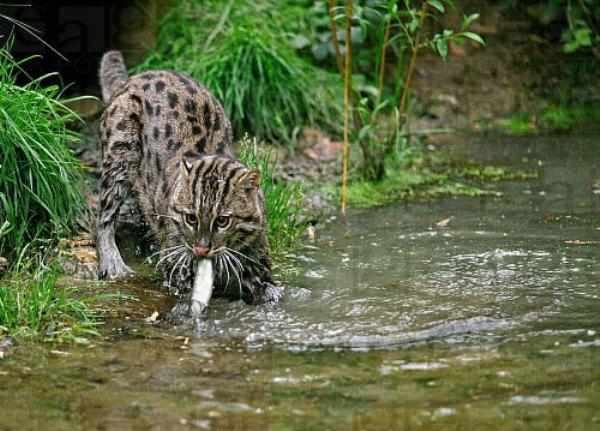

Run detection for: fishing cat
[[97, 50, 280, 316]]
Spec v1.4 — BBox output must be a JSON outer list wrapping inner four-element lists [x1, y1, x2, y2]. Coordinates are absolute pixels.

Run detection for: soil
[[408, 0, 600, 142]]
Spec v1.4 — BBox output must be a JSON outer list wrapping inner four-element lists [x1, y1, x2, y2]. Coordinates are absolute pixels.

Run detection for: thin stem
[[377, 17, 391, 102], [327, 0, 345, 76], [398, 2, 428, 120], [341, 0, 352, 214]]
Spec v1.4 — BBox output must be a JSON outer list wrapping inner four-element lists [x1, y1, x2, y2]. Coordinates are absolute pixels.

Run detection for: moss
[[496, 104, 600, 135], [496, 113, 537, 135], [329, 154, 536, 208]]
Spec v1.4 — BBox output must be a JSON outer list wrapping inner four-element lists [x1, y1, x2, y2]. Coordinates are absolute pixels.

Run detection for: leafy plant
[[0, 44, 85, 260], [505, 0, 599, 54], [328, 0, 485, 199], [238, 135, 305, 256], [556, 0, 599, 54], [136, 0, 341, 144]]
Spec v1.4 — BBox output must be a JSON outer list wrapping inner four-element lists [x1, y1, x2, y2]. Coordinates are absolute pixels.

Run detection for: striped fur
[[96, 51, 279, 312]]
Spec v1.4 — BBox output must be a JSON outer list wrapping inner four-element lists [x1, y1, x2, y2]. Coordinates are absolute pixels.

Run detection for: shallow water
[[2, 132, 600, 430]]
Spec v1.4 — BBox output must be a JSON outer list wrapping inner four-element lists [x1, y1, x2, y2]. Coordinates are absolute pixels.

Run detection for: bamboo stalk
[[340, 0, 352, 214], [327, 0, 345, 76], [377, 17, 391, 101]]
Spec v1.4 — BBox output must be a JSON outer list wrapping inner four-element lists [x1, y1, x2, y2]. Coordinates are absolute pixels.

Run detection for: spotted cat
[[97, 51, 280, 315]]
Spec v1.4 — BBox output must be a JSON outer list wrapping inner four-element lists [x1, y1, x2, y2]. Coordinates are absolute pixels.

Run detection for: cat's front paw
[[98, 255, 135, 280]]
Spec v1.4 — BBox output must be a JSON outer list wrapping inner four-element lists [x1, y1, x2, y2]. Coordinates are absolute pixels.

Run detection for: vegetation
[[334, 149, 537, 207], [0, 45, 85, 261], [528, 0, 599, 54], [324, 0, 485, 211], [497, 104, 600, 134], [135, 0, 341, 144], [238, 136, 306, 256], [0, 43, 94, 342], [0, 267, 98, 342]]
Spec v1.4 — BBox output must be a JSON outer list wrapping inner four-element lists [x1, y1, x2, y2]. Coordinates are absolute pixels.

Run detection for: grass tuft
[[238, 135, 305, 256], [0, 45, 85, 260], [0, 268, 98, 342], [135, 0, 340, 144]]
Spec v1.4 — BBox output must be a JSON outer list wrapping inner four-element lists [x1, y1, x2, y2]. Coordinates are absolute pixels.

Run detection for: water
[[2, 132, 600, 430]]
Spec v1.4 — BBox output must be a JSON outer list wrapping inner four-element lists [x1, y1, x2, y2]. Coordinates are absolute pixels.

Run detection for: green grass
[[342, 169, 500, 208], [496, 104, 600, 135], [332, 152, 537, 208], [238, 136, 305, 256], [539, 104, 600, 131], [496, 113, 537, 135], [0, 268, 98, 342], [0, 46, 85, 260], [135, 0, 340, 144]]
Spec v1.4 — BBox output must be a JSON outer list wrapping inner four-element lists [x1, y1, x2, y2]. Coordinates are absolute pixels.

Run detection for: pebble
[[0, 336, 14, 359]]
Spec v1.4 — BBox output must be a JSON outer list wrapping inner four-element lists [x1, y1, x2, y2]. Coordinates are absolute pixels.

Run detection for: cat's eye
[[184, 213, 198, 226], [215, 215, 231, 229]]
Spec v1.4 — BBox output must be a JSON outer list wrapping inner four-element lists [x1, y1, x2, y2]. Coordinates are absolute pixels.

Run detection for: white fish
[[191, 259, 214, 317]]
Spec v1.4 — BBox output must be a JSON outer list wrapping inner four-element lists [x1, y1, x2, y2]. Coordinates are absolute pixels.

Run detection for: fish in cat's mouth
[[191, 258, 214, 318]]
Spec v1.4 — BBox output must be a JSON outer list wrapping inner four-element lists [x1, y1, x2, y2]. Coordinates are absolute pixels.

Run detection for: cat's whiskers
[[222, 252, 239, 297], [215, 254, 231, 294], [224, 250, 243, 298], [225, 247, 264, 269], [169, 252, 188, 289], [148, 245, 183, 261], [179, 253, 192, 283], [222, 255, 231, 292], [155, 246, 185, 269]]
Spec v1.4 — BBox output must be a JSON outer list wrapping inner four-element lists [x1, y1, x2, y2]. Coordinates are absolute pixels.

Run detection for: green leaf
[[408, 17, 419, 33], [574, 28, 592, 47], [436, 38, 448, 58], [462, 13, 479, 30], [461, 32, 485, 45], [427, 0, 445, 13]]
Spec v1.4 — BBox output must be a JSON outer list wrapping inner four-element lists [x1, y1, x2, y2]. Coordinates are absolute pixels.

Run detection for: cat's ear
[[241, 170, 261, 190]]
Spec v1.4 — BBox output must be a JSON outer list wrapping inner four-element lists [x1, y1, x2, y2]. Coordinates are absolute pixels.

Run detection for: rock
[[57, 233, 99, 280], [299, 128, 343, 162], [0, 336, 14, 360]]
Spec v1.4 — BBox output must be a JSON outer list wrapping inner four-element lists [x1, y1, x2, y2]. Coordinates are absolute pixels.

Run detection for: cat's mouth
[[191, 245, 225, 258], [192, 245, 210, 257]]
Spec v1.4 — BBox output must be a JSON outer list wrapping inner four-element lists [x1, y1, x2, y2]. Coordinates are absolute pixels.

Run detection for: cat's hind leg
[[97, 97, 141, 280]]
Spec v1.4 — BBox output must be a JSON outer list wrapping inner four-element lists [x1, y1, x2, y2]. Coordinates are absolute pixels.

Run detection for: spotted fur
[[96, 50, 280, 311]]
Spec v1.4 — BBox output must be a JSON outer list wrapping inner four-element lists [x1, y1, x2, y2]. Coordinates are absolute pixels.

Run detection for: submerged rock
[[0, 336, 14, 360]]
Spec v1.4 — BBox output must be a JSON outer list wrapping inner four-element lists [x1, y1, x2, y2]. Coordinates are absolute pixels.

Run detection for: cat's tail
[[99, 50, 128, 104]]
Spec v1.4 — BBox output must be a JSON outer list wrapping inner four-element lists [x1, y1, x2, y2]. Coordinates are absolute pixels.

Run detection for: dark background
[[0, 0, 163, 95]]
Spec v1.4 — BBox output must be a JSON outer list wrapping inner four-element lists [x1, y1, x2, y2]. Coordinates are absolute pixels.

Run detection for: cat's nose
[[193, 245, 210, 257]]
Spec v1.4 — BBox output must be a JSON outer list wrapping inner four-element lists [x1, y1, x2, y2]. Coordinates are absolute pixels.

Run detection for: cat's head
[[168, 154, 266, 258]]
